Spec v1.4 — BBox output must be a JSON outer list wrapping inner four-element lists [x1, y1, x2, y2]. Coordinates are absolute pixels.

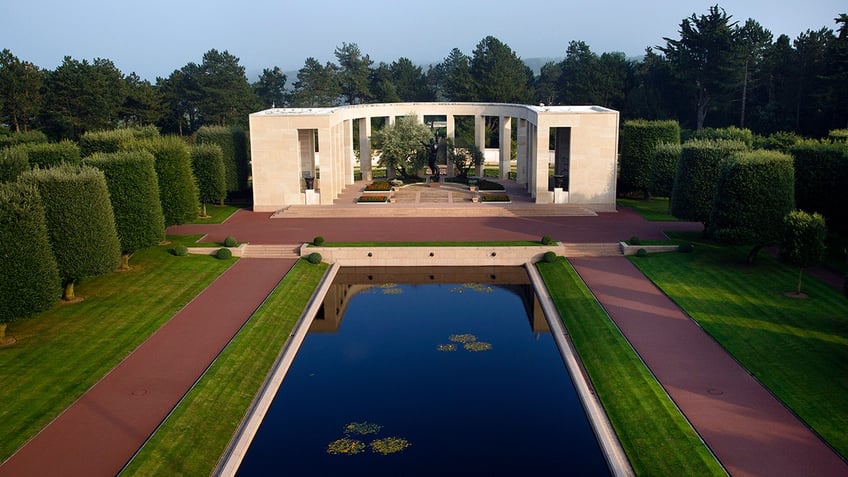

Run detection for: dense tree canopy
[[1, 7, 846, 139]]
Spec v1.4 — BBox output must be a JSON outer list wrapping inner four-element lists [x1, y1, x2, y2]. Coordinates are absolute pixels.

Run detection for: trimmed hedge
[[0, 182, 62, 330], [789, 140, 848, 231], [19, 164, 122, 299], [650, 142, 682, 197], [753, 131, 801, 153], [708, 150, 795, 252], [828, 129, 848, 142], [780, 210, 826, 271], [124, 136, 199, 226], [223, 236, 237, 247], [0, 147, 29, 182], [196, 126, 249, 193], [16, 140, 81, 168], [216, 248, 232, 260], [619, 119, 680, 197], [84, 151, 166, 265], [191, 144, 227, 212], [670, 139, 748, 225], [689, 126, 754, 147], [0, 130, 47, 148], [306, 252, 322, 264], [80, 127, 160, 157]]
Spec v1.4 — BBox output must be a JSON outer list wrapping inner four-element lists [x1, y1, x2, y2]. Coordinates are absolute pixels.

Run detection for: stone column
[[475, 115, 486, 177], [359, 117, 372, 181], [499, 116, 512, 180], [534, 125, 553, 203], [343, 119, 353, 185], [317, 127, 333, 204], [516, 119, 528, 185], [446, 115, 456, 176]]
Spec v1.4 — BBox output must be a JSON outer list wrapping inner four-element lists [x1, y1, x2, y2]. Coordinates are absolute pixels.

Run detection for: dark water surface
[[236, 268, 610, 476]]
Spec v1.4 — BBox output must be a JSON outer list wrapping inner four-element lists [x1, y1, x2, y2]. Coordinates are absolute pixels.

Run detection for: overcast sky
[[1, 0, 844, 82]]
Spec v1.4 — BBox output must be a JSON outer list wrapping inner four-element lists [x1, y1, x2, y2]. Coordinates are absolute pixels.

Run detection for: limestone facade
[[248, 102, 619, 212]]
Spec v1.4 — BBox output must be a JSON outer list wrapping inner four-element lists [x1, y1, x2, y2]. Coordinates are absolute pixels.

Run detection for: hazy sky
[[1, 0, 844, 81]]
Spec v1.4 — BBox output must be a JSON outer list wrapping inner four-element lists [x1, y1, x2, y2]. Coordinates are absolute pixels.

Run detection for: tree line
[[1, 6, 845, 140]]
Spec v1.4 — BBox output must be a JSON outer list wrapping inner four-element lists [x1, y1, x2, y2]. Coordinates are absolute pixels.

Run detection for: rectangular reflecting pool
[[234, 267, 611, 476]]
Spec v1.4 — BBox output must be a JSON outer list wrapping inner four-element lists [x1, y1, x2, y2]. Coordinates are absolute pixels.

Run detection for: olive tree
[[0, 182, 61, 341], [371, 116, 433, 179], [19, 164, 121, 300]]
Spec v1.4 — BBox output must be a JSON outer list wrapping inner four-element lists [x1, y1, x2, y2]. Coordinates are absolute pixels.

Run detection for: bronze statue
[[422, 137, 440, 180]]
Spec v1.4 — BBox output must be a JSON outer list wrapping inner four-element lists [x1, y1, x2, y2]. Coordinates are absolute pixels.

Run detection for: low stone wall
[[300, 244, 560, 266], [619, 242, 681, 256]]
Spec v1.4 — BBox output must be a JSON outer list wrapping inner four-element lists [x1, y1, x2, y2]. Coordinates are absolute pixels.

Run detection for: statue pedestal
[[554, 188, 568, 204]]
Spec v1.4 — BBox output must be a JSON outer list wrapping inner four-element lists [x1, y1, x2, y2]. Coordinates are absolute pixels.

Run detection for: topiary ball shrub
[[636, 248, 648, 258], [216, 247, 232, 259], [172, 245, 188, 256], [307, 252, 322, 264], [223, 236, 237, 247], [678, 242, 694, 253], [540, 235, 555, 245], [630, 236, 642, 245], [542, 251, 557, 263], [313, 236, 325, 246]]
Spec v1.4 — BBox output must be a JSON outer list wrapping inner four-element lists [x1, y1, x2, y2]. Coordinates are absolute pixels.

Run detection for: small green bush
[[307, 252, 322, 264], [540, 235, 555, 245], [172, 245, 188, 256], [629, 236, 642, 245], [223, 236, 237, 247], [313, 236, 325, 246], [678, 243, 694, 253], [542, 251, 557, 263], [215, 247, 232, 260], [636, 248, 648, 258]]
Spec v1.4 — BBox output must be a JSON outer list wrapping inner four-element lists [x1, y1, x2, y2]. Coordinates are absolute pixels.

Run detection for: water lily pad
[[449, 333, 477, 343], [437, 344, 457, 352], [369, 436, 411, 455], [344, 421, 382, 435], [327, 438, 366, 455], [464, 341, 493, 352]]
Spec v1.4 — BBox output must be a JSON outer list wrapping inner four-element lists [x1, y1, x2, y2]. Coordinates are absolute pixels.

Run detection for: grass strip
[[122, 259, 328, 476], [617, 197, 678, 221], [536, 258, 726, 476], [314, 241, 544, 247], [0, 243, 234, 462], [630, 235, 848, 458], [189, 204, 241, 224]]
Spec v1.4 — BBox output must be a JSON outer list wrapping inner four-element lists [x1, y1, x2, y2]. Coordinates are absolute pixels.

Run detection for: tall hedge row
[[85, 151, 166, 267], [670, 139, 749, 225], [650, 143, 682, 197], [80, 126, 160, 157], [0, 182, 61, 335], [196, 126, 249, 194], [0, 130, 48, 148], [16, 140, 81, 168], [124, 136, 199, 226], [190, 144, 227, 215], [708, 150, 795, 251], [619, 119, 680, 197], [0, 147, 29, 182], [828, 129, 848, 142], [789, 140, 848, 230], [19, 164, 122, 300], [687, 126, 754, 147]]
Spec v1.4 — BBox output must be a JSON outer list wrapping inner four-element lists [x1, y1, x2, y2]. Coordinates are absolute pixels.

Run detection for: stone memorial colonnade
[[249, 102, 619, 212]]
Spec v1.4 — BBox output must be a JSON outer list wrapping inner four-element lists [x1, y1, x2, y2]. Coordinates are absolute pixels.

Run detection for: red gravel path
[[571, 257, 848, 477], [0, 258, 295, 477]]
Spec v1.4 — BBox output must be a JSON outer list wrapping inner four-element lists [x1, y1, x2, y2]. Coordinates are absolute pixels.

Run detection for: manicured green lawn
[[630, 236, 848, 458], [122, 259, 327, 476], [0, 243, 234, 462], [536, 258, 726, 476], [617, 197, 678, 221], [189, 204, 241, 224]]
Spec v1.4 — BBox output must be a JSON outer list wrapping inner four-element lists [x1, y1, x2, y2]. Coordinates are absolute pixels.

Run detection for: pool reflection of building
[[310, 266, 549, 333]]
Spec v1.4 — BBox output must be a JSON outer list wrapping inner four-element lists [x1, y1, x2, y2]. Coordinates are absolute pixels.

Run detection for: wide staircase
[[240, 244, 301, 259]]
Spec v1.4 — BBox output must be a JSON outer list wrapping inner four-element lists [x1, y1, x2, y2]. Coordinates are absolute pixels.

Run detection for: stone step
[[241, 244, 301, 259], [272, 204, 598, 218], [560, 243, 623, 257]]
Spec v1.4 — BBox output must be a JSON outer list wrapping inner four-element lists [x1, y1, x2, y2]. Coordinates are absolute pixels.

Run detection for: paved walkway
[[2, 183, 845, 476], [0, 259, 296, 477], [571, 257, 848, 477]]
